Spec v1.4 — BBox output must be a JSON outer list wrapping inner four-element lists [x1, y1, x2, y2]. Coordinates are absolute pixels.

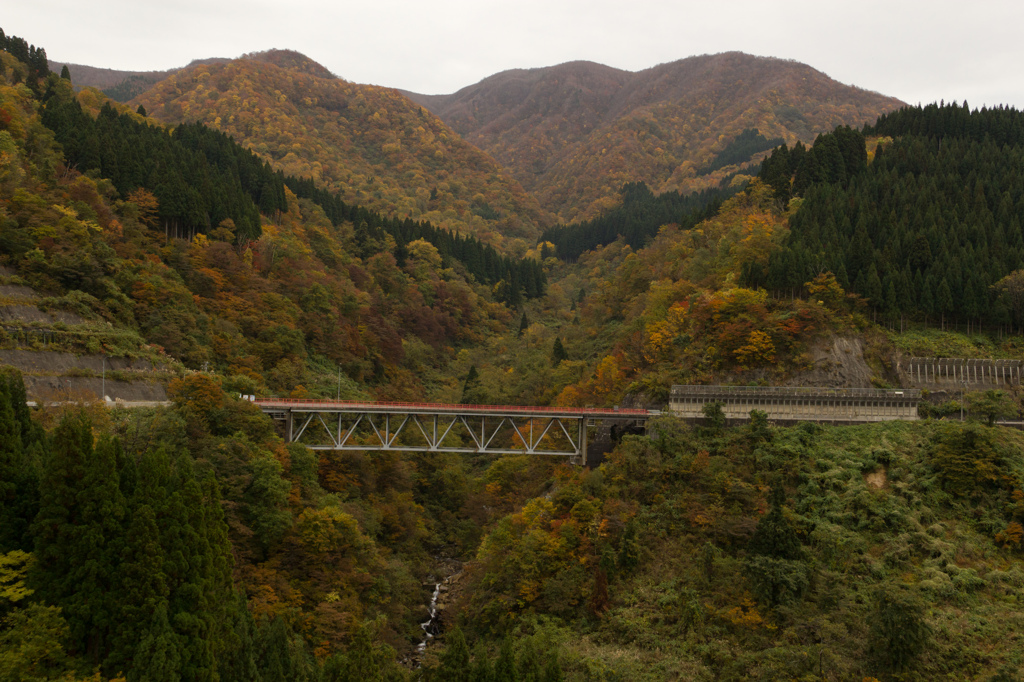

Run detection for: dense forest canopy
[[541, 180, 741, 261], [695, 128, 784, 175], [41, 94, 273, 241], [132, 52, 550, 249], [747, 104, 1024, 329], [0, 28, 49, 90]]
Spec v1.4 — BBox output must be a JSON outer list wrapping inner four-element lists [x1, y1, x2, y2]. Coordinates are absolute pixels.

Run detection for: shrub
[[868, 585, 931, 674]]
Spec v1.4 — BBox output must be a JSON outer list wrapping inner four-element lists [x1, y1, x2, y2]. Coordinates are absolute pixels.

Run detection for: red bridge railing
[[253, 398, 650, 418]]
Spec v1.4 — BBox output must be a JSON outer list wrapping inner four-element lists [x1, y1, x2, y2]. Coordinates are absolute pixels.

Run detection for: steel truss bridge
[[255, 399, 651, 465]]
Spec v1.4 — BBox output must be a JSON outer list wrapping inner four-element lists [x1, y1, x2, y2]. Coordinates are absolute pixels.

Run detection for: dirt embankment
[[0, 304, 86, 326], [0, 284, 40, 299], [0, 283, 88, 325]]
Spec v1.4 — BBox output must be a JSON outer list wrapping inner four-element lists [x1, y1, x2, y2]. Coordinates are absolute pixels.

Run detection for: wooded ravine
[[2, 28, 1024, 681]]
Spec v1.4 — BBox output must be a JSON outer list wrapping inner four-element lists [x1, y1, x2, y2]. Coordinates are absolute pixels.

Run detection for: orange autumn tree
[[168, 373, 225, 414], [556, 354, 628, 407], [126, 187, 160, 228]]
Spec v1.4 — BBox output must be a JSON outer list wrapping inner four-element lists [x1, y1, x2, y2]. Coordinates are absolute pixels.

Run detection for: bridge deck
[[254, 399, 649, 419]]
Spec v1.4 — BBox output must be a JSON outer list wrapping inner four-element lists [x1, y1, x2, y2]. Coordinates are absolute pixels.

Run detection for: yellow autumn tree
[[644, 302, 689, 363], [733, 330, 776, 368]]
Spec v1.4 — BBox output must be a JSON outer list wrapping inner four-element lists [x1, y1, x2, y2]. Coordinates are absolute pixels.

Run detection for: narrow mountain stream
[[417, 581, 442, 653], [408, 558, 462, 666]]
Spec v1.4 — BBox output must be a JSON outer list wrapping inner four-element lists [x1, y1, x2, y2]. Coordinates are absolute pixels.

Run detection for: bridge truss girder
[[280, 409, 590, 464]]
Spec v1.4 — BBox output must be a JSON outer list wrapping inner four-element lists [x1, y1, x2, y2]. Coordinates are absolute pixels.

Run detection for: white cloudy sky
[[7, 0, 1023, 107]]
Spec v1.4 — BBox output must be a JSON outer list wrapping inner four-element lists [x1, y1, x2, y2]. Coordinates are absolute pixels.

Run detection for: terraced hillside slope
[[407, 52, 904, 222], [0, 268, 173, 403]]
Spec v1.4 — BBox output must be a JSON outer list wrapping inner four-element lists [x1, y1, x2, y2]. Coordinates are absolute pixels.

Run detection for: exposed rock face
[[785, 335, 878, 389]]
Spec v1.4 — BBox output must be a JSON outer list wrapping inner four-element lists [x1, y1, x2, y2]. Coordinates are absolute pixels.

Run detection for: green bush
[[868, 585, 931, 674], [743, 555, 809, 607]]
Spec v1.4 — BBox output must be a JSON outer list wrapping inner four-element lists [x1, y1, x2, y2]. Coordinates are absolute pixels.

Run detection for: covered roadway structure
[[670, 385, 921, 423]]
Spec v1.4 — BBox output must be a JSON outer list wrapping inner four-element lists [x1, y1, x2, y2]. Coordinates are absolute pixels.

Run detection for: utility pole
[[101, 355, 105, 402], [337, 366, 342, 401]]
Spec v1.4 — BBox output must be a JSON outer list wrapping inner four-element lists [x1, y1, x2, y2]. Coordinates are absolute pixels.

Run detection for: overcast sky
[[7, 0, 1023, 108]]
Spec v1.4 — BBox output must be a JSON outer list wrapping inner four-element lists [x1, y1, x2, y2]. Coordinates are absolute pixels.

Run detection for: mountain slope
[[406, 52, 905, 222], [47, 57, 229, 101], [133, 50, 551, 247]]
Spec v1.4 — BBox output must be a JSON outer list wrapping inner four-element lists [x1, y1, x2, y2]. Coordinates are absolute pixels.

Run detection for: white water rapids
[[416, 582, 442, 654]]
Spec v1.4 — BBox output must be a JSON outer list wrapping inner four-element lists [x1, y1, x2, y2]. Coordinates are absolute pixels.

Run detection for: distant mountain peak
[[133, 51, 550, 246], [239, 49, 339, 80], [407, 52, 905, 222]]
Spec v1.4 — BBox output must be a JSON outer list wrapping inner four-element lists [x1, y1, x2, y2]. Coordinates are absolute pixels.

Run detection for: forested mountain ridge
[[405, 52, 905, 223], [131, 50, 552, 249], [746, 103, 1024, 332], [438, 104, 1024, 681], [4, 23, 1024, 682], [51, 47, 903, 241], [46, 57, 230, 102]]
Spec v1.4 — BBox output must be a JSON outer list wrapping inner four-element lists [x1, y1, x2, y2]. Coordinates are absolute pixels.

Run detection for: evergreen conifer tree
[[32, 415, 126, 664], [217, 592, 261, 682], [461, 366, 487, 405], [551, 338, 568, 366], [517, 639, 542, 682], [868, 585, 931, 674], [257, 617, 294, 682], [617, 517, 640, 572], [131, 602, 182, 682], [493, 638, 516, 682], [470, 642, 493, 682], [439, 627, 472, 681], [937, 278, 954, 323], [0, 371, 39, 553], [748, 485, 802, 561], [743, 484, 809, 607]]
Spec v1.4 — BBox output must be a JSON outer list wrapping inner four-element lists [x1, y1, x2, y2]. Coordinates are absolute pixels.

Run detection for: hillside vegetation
[[408, 53, 904, 222], [133, 51, 551, 249], [0, 43, 553, 407], [448, 416, 1024, 680], [503, 105, 1024, 411]]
